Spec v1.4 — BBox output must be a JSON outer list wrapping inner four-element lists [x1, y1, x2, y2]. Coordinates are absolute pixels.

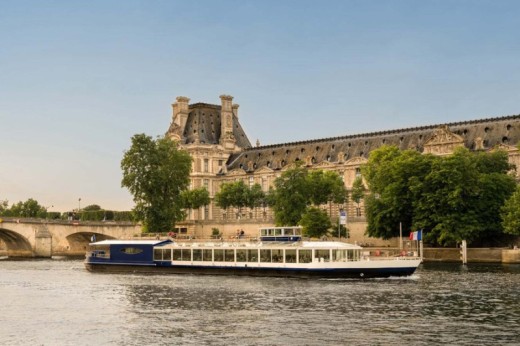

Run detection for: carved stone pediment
[[281, 162, 299, 171], [345, 157, 368, 166], [489, 143, 518, 153], [313, 161, 334, 169], [423, 125, 464, 156], [227, 168, 246, 176], [255, 166, 275, 174]]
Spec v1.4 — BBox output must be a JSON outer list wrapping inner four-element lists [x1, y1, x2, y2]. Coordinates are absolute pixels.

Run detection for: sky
[[1, 0, 520, 212]]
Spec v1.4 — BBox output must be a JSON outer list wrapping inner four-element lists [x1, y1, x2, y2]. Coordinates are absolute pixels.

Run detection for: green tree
[[299, 207, 332, 238], [215, 181, 265, 218], [413, 148, 516, 245], [364, 145, 516, 245], [7, 198, 47, 218], [215, 180, 249, 217], [351, 176, 365, 212], [83, 204, 102, 211], [245, 183, 266, 218], [501, 185, 520, 236], [363, 146, 432, 239], [180, 187, 210, 218], [269, 165, 310, 226], [307, 170, 348, 216], [0, 200, 8, 216], [121, 134, 192, 232]]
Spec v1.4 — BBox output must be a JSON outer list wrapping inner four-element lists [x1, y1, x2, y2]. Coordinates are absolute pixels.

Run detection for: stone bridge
[[0, 218, 141, 258]]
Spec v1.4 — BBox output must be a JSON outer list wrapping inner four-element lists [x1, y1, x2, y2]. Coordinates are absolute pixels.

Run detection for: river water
[[0, 259, 519, 346]]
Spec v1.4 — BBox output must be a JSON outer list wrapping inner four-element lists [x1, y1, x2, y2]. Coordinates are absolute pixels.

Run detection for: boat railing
[[361, 249, 421, 260]]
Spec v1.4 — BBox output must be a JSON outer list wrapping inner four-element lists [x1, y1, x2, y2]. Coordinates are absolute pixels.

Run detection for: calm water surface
[[0, 259, 519, 345]]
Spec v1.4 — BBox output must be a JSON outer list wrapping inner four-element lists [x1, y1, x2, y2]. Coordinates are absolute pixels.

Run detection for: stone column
[[34, 226, 52, 258], [219, 95, 236, 150], [172, 96, 190, 131]]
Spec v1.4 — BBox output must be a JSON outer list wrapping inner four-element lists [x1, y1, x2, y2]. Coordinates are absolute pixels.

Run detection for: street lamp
[[78, 198, 81, 211]]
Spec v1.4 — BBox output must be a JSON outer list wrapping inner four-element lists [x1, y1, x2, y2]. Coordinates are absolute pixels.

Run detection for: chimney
[[219, 94, 236, 149], [172, 96, 190, 130], [232, 103, 239, 119]]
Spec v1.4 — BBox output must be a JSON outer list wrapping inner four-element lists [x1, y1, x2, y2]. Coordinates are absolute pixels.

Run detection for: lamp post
[[78, 198, 81, 211]]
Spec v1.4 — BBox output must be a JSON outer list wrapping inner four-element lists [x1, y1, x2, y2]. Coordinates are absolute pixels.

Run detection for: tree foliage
[[363, 145, 516, 245], [351, 176, 365, 206], [307, 170, 347, 206], [299, 207, 332, 238], [83, 204, 102, 211], [0, 200, 8, 215], [121, 134, 192, 232], [501, 185, 520, 236], [180, 187, 210, 211], [270, 165, 310, 226], [363, 146, 430, 239], [270, 165, 347, 228], [1, 198, 47, 218], [214, 181, 265, 216]]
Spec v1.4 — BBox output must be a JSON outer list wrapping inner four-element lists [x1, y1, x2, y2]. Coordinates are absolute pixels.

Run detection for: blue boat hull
[[84, 261, 418, 279]]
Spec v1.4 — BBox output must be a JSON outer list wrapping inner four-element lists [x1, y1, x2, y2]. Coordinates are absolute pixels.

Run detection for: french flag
[[409, 230, 422, 241]]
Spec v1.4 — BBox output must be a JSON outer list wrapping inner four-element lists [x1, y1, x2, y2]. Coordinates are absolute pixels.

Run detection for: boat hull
[[84, 261, 420, 279]]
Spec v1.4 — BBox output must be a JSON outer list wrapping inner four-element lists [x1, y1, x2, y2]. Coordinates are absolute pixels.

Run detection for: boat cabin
[[87, 240, 172, 265], [259, 226, 302, 242], [153, 241, 362, 265]]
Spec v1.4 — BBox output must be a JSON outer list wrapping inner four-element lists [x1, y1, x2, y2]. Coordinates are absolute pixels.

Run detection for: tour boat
[[85, 227, 421, 278]]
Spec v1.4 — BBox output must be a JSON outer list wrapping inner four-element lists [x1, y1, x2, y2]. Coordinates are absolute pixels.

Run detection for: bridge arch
[[64, 232, 116, 255], [0, 227, 33, 257]]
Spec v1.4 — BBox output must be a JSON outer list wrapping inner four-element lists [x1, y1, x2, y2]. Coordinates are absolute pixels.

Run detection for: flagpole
[[399, 222, 402, 251]]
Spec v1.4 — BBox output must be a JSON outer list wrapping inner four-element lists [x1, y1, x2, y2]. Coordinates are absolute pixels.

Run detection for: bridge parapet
[[0, 218, 141, 258]]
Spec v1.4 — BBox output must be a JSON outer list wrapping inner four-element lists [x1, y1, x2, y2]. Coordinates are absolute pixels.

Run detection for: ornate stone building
[[167, 95, 520, 242]]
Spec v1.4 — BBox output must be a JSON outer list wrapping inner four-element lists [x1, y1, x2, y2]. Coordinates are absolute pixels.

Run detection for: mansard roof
[[227, 114, 520, 172], [169, 102, 252, 149]]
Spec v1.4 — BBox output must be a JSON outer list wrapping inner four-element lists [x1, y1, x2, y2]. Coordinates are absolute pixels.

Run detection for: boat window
[[347, 250, 358, 261], [173, 249, 190, 261], [203, 249, 212, 261], [274, 229, 282, 236], [261, 229, 268, 236], [224, 249, 234, 262], [285, 249, 297, 263], [214, 249, 224, 261], [163, 249, 171, 261], [193, 249, 202, 261], [298, 249, 312, 263], [120, 247, 143, 255], [236, 249, 247, 262], [315, 249, 331, 262], [260, 249, 271, 262], [154, 249, 163, 261], [283, 228, 292, 236], [332, 250, 347, 262], [272, 249, 283, 263], [246, 249, 258, 262]]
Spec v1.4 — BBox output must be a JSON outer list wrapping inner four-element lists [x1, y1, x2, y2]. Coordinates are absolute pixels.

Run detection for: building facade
[[167, 95, 520, 243]]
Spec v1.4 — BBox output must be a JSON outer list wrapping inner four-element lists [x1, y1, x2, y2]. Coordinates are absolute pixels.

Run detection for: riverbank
[[3, 246, 520, 263], [426, 247, 520, 263], [365, 247, 520, 264]]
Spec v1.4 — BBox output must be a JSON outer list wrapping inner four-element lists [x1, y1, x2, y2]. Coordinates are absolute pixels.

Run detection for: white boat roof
[[301, 241, 362, 249], [89, 240, 169, 246], [160, 241, 362, 249]]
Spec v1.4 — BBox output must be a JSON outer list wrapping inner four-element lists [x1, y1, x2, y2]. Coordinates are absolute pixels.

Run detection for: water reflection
[[1, 260, 519, 345]]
